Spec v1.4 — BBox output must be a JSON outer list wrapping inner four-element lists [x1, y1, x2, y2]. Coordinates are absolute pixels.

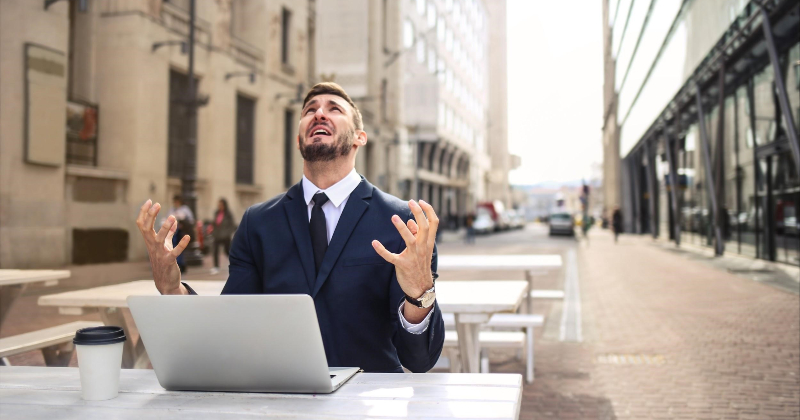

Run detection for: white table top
[[39, 279, 528, 315], [0, 269, 70, 287], [38, 280, 225, 308], [0, 366, 522, 419], [437, 254, 562, 270], [436, 280, 528, 314]]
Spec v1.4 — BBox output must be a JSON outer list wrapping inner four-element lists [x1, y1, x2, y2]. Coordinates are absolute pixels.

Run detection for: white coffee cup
[[74, 326, 127, 401]]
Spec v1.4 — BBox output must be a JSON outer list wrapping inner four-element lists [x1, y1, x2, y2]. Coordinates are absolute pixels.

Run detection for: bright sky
[[506, 0, 604, 186]]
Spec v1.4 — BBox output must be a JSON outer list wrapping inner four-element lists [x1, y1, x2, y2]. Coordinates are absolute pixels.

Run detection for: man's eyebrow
[[303, 99, 319, 110], [327, 99, 345, 109]]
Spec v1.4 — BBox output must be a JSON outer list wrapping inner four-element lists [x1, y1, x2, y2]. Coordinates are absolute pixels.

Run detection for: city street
[[2, 224, 799, 419]]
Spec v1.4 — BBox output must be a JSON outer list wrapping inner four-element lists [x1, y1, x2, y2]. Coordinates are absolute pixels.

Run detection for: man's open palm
[[372, 199, 438, 298], [135, 200, 190, 295]]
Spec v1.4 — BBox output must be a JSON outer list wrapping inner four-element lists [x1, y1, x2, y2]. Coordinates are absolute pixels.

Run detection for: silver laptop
[[127, 295, 360, 393]]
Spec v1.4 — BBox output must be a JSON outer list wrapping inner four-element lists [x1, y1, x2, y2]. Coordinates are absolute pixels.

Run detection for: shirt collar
[[302, 168, 362, 208]]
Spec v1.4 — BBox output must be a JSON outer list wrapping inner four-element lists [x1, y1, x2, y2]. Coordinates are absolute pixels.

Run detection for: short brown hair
[[302, 82, 363, 130]]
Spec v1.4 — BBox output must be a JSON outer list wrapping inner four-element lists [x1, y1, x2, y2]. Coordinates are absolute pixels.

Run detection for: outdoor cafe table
[[436, 254, 563, 312], [0, 269, 70, 328], [38, 279, 529, 374], [0, 366, 523, 419], [435, 280, 529, 374], [38, 280, 225, 369]]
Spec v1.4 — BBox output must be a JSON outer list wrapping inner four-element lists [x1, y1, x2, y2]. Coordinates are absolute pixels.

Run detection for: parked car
[[477, 200, 509, 231], [548, 212, 575, 236], [506, 209, 525, 229], [473, 207, 496, 234]]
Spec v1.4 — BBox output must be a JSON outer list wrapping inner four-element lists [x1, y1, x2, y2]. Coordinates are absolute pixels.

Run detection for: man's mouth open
[[309, 125, 332, 141]]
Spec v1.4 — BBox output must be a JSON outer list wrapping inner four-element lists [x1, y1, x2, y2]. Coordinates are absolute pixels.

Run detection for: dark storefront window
[[236, 95, 255, 185], [168, 70, 190, 178]]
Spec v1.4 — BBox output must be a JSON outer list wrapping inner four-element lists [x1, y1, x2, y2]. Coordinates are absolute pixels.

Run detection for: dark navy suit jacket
[[198, 177, 445, 373]]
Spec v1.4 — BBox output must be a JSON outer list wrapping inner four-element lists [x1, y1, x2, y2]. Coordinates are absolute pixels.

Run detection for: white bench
[[0, 321, 102, 366], [530, 289, 565, 299], [440, 313, 544, 383]]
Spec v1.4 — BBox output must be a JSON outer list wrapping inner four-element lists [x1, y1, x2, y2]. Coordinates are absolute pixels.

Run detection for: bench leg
[[0, 284, 27, 330], [41, 342, 75, 367], [0, 357, 10, 366], [526, 326, 534, 383], [480, 349, 490, 374], [444, 348, 461, 373]]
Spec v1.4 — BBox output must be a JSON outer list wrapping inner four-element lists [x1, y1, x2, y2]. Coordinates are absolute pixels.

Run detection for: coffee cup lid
[[73, 326, 127, 345]]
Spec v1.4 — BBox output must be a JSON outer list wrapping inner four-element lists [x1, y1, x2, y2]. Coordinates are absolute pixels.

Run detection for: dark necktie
[[310, 192, 330, 274]]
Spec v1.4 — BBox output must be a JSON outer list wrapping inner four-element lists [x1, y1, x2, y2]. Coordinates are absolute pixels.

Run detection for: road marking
[[560, 248, 583, 342]]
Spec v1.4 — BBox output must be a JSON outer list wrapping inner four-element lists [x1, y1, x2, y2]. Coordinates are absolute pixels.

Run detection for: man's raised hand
[[371, 199, 439, 299], [135, 200, 189, 295]]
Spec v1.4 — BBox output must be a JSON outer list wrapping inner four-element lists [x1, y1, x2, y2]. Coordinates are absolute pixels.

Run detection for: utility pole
[[182, 0, 203, 266]]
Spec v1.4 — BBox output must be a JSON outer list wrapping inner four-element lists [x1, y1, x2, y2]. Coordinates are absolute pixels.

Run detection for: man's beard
[[299, 127, 355, 162]]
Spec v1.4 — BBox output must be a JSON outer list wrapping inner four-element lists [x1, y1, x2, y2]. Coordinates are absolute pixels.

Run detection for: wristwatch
[[404, 272, 438, 309]]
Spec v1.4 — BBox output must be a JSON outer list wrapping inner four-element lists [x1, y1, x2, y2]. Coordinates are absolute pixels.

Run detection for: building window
[[236, 95, 256, 185], [427, 2, 437, 28], [168, 70, 191, 178], [428, 49, 437, 73], [284, 109, 294, 188], [281, 7, 291, 65], [437, 18, 445, 42], [445, 0, 453, 12], [445, 28, 453, 52], [437, 59, 445, 82], [416, 0, 425, 15], [403, 20, 415, 49], [417, 37, 426, 64]]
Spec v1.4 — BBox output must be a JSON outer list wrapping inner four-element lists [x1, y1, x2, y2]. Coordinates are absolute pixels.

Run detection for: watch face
[[420, 292, 436, 308]]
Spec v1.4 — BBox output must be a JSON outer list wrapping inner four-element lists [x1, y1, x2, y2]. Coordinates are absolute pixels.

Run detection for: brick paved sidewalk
[[489, 229, 800, 420]]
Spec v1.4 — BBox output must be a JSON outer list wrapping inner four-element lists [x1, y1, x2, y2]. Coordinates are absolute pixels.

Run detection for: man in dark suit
[[136, 83, 444, 373]]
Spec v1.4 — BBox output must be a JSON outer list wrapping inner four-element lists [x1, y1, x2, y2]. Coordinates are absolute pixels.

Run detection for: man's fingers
[[145, 202, 161, 233], [391, 215, 416, 248], [408, 200, 429, 244], [407, 219, 419, 236], [418, 200, 439, 249], [156, 216, 175, 244], [137, 200, 152, 231], [372, 240, 399, 264], [164, 220, 178, 247], [170, 235, 191, 257]]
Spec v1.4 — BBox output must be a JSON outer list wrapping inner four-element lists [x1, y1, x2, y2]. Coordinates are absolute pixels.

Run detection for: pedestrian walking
[[210, 198, 236, 274], [465, 213, 476, 244], [612, 207, 622, 243], [168, 195, 195, 273]]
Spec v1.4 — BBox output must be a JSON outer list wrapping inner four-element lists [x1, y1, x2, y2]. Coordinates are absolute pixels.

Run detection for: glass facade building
[[603, 0, 800, 266]]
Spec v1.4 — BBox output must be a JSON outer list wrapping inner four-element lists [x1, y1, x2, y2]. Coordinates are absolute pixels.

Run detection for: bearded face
[[299, 126, 355, 162]]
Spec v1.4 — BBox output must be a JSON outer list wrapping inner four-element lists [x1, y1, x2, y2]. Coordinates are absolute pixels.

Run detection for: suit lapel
[[284, 182, 316, 293], [312, 178, 373, 297]]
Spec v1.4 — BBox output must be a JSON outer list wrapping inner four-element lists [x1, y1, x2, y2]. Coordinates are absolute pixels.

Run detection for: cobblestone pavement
[[2, 224, 798, 419], [439, 226, 799, 420]]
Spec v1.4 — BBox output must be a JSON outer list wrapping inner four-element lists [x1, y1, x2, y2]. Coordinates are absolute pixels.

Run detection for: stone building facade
[[0, 0, 312, 267], [315, 0, 510, 229]]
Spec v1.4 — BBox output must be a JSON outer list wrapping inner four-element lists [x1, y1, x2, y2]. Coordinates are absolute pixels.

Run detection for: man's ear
[[355, 130, 368, 147]]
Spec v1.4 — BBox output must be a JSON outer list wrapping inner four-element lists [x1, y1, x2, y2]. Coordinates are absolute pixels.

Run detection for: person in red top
[[211, 198, 237, 274]]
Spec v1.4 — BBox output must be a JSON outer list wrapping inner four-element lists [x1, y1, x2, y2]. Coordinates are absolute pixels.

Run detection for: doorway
[[755, 142, 800, 265]]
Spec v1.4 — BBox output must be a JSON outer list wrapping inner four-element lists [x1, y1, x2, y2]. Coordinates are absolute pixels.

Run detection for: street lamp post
[[181, 0, 203, 266]]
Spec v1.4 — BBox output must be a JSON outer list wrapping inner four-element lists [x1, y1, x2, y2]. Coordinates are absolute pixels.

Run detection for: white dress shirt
[[302, 169, 434, 334]]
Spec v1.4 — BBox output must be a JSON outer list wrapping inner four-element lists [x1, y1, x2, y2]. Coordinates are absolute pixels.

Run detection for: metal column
[[663, 134, 681, 246], [695, 87, 724, 256], [756, 2, 800, 180], [644, 141, 658, 238], [630, 156, 642, 234]]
